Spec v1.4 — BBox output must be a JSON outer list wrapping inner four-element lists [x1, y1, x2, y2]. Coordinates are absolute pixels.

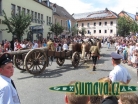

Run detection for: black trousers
[[92, 56, 98, 65]]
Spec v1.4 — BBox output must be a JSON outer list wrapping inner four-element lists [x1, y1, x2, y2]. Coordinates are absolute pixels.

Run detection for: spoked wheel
[[13, 54, 26, 71], [56, 58, 65, 66], [24, 49, 48, 75], [72, 52, 80, 68]]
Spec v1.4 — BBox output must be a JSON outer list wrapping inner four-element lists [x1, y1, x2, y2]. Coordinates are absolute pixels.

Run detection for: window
[[17, 6, 21, 14], [99, 22, 101, 26], [105, 22, 107, 26], [82, 23, 84, 27], [110, 21, 113, 26], [38, 13, 40, 23], [88, 30, 91, 34], [27, 9, 30, 14], [99, 30, 101, 33], [11, 4, 16, 16], [94, 22, 96, 26], [0, 0, 2, 15], [22, 8, 26, 15], [41, 14, 43, 24], [87, 23, 90, 27], [105, 30, 107, 33], [110, 29, 113, 33], [35, 12, 37, 23], [31, 11, 34, 22], [49, 17, 51, 25], [47, 16, 48, 25], [61, 20, 62, 26], [94, 30, 96, 33]]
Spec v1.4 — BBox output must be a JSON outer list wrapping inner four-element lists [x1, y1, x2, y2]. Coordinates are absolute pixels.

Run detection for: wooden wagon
[[2, 47, 80, 75]]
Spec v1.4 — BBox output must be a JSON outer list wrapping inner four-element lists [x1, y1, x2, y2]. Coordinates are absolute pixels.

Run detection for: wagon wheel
[[24, 49, 48, 75], [56, 58, 65, 66], [13, 54, 26, 71], [72, 52, 80, 68]]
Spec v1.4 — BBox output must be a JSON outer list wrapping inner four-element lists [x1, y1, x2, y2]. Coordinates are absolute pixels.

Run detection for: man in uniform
[[47, 38, 55, 61], [47, 38, 55, 51], [0, 53, 20, 104], [109, 52, 131, 84]]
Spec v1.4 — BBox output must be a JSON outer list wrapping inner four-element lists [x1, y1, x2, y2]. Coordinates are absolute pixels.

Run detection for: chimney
[[105, 8, 108, 11], [53, 4, 56, 12]]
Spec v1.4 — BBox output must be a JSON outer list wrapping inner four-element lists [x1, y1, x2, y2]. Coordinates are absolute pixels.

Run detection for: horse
[[70, 39, 92, 60]]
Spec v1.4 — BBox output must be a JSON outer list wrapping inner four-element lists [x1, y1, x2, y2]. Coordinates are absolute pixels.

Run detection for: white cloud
[[50, 0, 138, 15], [50, 0, 97, 14], [110, 0, 138, 14]]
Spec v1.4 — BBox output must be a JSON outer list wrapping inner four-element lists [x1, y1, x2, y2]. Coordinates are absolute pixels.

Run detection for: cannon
[[0, 47, 80, 75]]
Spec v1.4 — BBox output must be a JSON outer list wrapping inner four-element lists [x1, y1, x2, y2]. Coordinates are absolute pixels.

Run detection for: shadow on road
[[17, 63, 87, 79]]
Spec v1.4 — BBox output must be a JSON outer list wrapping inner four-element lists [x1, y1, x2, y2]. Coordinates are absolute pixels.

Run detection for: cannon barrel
[[0, 47, 48, 56]]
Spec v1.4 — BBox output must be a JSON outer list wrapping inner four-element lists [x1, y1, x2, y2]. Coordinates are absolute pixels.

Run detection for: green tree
[[117, 17, 131, 37], [71, 26, 78, 36], [3, 10, 32, 41], [49, 23, 64, 37], [79, 27, 86, 36], [130, 21, 138, 34]]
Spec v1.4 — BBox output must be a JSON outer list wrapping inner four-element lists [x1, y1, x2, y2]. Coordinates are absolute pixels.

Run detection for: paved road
[[12, 44, 138, 104]]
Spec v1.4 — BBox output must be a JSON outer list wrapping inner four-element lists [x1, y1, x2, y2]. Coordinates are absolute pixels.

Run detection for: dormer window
[[53, 4, 56, 12], [39, 0, 42, 2]]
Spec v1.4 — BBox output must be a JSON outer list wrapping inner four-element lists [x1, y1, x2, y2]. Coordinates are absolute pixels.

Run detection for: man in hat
[[109, 52, 131, 84], [0, 53, 20, 104]]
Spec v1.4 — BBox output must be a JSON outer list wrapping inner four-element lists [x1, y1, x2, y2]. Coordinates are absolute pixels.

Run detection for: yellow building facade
[[0, 0, 53, 41]]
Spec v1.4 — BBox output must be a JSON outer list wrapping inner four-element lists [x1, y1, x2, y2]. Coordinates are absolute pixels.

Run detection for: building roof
[[118, 11, 138, 21], [34, 0, 52, 10], [50, 3, 76, 21], [73, 8, 118, 21]]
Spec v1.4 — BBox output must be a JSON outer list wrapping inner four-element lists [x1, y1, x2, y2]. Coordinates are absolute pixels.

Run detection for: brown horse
[[70, 41, 92, 60]]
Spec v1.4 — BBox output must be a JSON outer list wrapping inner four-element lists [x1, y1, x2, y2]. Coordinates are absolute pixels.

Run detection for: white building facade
[[73, 8, 118, 37]]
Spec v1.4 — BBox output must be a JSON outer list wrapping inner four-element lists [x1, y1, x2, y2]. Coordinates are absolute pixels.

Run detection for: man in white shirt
[[33, 40, 38, 49], [63, 42, 68, 51], [109, 52, 131, 84], [0, 53, 20, 104]]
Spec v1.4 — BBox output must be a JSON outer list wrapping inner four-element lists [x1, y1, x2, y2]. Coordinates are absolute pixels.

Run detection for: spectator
[[118, 93, 138, 104], [63, 42, 68, 51], [33, 40, 38, 49], [0, 53, 20, 104], [65, 81, 90, 104], [89, 95, 103, 104], [98, 77, 118, 104], [42, 41, 47, 47]]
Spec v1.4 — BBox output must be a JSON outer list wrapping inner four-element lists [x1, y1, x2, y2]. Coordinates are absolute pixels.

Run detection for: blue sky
[[50, 0, 138, 15]]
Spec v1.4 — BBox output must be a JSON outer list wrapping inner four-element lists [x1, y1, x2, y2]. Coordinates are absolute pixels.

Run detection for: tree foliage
[[3, 10, 32, 41], [117, 17, 138, 36], [79, 27, 86, 35], [49, 23, 64, 37], [71, 26, 78, 36]]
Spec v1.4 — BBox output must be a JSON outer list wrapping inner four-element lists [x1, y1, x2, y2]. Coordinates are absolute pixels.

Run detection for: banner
[[67, 20, 71, 32]]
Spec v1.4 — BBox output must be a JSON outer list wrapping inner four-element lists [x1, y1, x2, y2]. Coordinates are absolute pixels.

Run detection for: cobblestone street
[[12, 44, 138, 104]]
